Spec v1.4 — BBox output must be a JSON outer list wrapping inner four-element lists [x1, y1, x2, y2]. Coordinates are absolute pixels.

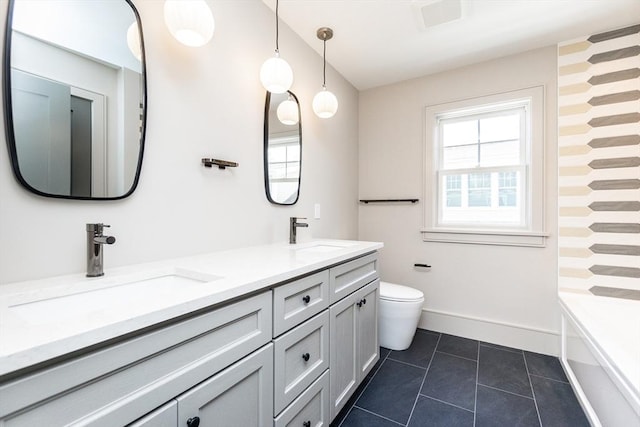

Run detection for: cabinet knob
[[302, 295, 311, 304], [302, 352, 310, 362], [356, 300, 363, 308], [362, 298, 367, 305], [187, 416, 200, 427], [303, 421, 311, 427]]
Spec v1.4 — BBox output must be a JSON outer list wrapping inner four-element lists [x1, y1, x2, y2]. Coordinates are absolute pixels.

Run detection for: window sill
[[420, 228, 548, 247]]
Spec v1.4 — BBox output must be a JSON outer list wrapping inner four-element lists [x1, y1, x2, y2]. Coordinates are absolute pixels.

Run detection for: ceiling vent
[[414, 0, 462, 30]]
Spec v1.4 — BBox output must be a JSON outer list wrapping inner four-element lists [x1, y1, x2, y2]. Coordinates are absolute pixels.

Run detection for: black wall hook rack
[[202, 158, 239, 170]]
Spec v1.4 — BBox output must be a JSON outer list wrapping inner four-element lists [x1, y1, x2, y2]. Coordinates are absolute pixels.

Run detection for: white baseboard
[[418, 308, 560, 356]]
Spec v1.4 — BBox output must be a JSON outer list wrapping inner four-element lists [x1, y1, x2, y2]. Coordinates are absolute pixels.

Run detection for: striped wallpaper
[[558, 24, 640, 296]]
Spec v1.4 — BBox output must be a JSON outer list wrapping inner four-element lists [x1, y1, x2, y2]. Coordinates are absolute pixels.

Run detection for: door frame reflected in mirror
[[2, 0, 147, 200]]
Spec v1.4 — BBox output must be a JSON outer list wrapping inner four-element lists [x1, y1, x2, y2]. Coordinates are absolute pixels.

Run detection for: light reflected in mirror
[[264, 91, 301, 205], [4, 0, 146, 199]]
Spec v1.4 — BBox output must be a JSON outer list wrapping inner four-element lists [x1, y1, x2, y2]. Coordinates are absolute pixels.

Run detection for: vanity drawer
[[329, 252, 378, 304], [0, 291, 272, 427], [274, 310, 330, 415], [273, 270, 329, 337], [275, 370, 330, 427]]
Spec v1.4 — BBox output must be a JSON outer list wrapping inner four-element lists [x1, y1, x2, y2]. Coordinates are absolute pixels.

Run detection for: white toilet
[[378, 281, 425, 351]]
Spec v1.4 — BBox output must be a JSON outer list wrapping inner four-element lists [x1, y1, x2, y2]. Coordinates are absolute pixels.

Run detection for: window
[[267, 135, 300, 203], [423, 87, 546, 247]]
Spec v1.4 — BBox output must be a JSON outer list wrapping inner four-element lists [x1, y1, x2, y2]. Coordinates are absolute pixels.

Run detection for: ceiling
[[263, 0, 640, 90]]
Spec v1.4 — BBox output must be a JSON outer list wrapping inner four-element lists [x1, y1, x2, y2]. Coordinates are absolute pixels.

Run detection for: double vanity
[[0, 239, 382, 426]]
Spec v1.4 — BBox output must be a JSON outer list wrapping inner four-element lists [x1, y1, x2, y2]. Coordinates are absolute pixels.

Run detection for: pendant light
[[126, 22, 142, 61], [277, 95, 299, 125], [260, 0, 293, 93], [312, 27, 338, 119], [164, 0, 215, 47]]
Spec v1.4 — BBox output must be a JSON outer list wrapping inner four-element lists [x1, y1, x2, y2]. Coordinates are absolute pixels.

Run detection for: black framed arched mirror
[[263, 91, 302, 205], [3, 0, 147, 200]]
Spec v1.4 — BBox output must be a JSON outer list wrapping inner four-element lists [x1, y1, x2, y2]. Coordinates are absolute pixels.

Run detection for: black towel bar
[[359, 199, 419, 204]]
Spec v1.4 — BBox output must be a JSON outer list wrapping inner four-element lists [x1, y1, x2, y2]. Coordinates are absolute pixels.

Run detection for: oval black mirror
[[263, 91, 302, 205], [3, 0, 147, 200]]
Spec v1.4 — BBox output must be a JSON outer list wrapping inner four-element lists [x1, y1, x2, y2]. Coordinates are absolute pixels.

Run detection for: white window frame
[[422, 86, 547, 247]]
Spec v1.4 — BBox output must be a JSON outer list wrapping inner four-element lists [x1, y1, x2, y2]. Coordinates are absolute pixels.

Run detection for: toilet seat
[[379, 281, 424, 302]]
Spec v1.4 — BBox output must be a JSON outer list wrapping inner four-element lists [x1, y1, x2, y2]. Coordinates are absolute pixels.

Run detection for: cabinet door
[[357, 280, 379, 380], [128, 401, 177, 427], [176, 344, 273, 427], [329, 291, 358, 420]]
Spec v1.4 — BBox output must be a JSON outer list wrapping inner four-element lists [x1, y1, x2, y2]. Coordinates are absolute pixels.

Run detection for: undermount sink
[[292, 241, 356, 254], [9, 268, 223, 325]]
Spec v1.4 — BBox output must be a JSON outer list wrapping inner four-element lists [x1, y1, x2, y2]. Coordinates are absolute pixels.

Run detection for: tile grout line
[[523, 353, 544, 427], [435, 348, 478, 363], [385, 356, 431, 371], [477, 383, 536, 401], [474, 342, 480, 427], [350, 405, 406, 426], [529, 372, 570, 384], [418, 393, 475, 413], [404, 333, 442, 426], [337, 348, 391, 427]]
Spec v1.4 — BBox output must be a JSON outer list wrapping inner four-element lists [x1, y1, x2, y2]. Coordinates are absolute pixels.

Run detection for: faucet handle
[[86, 223, 111, 233]]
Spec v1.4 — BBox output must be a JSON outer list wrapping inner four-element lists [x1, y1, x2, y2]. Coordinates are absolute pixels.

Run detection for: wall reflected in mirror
[[264, 91, 301, 205], [4, 0, 146, 199]]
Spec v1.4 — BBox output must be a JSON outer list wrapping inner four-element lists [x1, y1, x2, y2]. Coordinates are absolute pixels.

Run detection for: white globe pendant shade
[[126, 22, 142, 61], [313, 87, 338, 118], [260, 54, 293, 94], [277, 99, 299, 125], [164, 0, 215, 47]]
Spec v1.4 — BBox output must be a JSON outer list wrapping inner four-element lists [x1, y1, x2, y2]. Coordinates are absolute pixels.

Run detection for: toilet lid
[[379, 281, 424, 302]]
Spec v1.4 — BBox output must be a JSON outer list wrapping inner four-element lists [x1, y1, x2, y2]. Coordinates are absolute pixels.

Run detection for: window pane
[[480, 113, 519, 143], [498, 171, 519, 207], [286, 162, 300, 178], [446, 191, 461, 207], [268, 145, 286, 163], [468, 173, 490, 207], [287, 144, 300, 159], [443, 145, 477, 169], [442, 120, 478, 147], [499, 189, 517, 206], [446, 175, 461, 190], [268, 163, 285, 179], [479, 140, 519, 167]]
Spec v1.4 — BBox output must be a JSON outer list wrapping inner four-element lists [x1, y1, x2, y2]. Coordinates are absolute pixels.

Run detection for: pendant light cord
[[322, 38, 327, 88], [275, 0, 280, 53]]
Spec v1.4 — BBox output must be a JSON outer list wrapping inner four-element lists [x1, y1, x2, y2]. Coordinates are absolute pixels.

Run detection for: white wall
[[0, 0, 360, 284], [358, 46, 559, 355]]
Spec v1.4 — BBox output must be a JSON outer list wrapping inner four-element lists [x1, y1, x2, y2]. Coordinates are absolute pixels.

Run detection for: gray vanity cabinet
[[329, 279, 379, 420], [0, 250, 380, 427], [0, 291, 272, 427], [128, 402, 177, 427], [176, 344, 273, 427]]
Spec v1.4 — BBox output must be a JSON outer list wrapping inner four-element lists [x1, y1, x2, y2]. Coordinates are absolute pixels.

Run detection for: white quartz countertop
[[0, 239, 382, 377]]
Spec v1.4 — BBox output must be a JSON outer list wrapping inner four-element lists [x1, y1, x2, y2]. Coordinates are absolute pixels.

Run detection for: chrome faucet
[[86, 223, 116, 277], [289, 217, 309, 244]]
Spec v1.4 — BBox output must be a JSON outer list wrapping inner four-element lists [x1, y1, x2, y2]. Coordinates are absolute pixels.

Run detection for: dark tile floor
[[332, 329, 589, 427]]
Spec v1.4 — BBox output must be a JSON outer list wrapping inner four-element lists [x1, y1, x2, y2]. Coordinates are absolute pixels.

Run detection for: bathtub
[[559, 291, 640, 426]]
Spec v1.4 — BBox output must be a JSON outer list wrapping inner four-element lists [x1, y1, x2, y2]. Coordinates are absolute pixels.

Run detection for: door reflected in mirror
[[264, 91, 301, 205], [4, 0, 146, 199]]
